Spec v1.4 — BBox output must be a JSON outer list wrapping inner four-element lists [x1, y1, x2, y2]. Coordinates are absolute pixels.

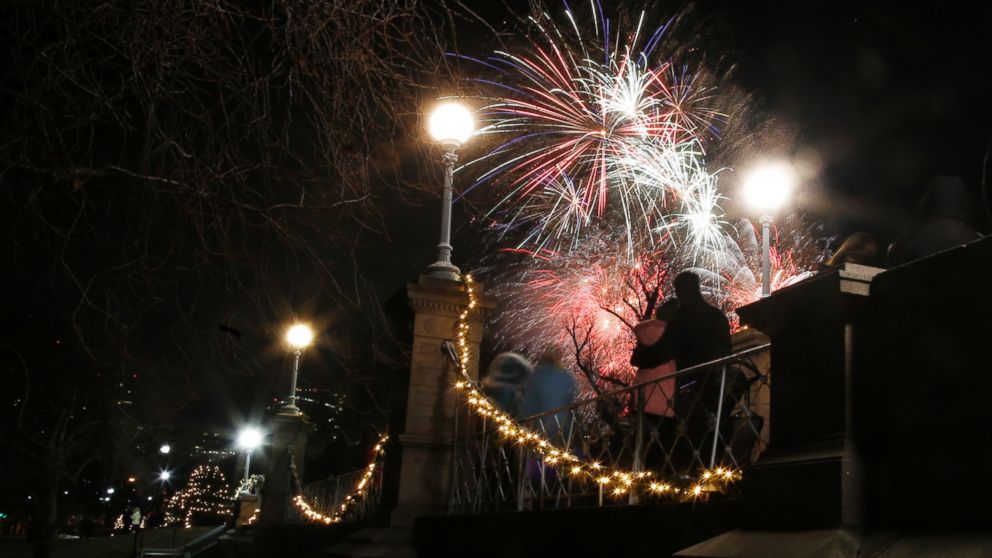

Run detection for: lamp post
[[426, 101, 474, 281], [237, 427, 263, 481], [284, 323, 313, 414], [742, 161, 795, 297]]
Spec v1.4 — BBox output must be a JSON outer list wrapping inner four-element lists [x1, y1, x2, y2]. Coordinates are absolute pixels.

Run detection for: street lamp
[[426, 101, 474, 281], [236, 427, 263, 481], [158, 471, 171, 482], [742, 161, 796, 297], [284, 324, 313, 414], [159, 444, 171, 455]]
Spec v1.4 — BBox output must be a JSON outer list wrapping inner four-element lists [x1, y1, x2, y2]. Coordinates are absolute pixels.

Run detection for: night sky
[[2, 0, 990, 508], [455, 0, 992, 238], [698, 0, 992, 232]]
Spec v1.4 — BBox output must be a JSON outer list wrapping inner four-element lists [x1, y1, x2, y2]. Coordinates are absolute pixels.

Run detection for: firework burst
[[469, 3, 828, 392], [461, 3, 726, 255]]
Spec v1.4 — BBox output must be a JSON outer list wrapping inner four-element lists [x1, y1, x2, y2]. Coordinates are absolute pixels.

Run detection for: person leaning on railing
[[632, 299, 680, 470], [630, 271, 731, 373], [520, 348, 577, 485], [630, 271, 731, 473]]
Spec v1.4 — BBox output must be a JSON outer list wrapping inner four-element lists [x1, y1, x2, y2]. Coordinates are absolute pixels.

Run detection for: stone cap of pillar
[[737, 262, 884, 335], [407, 273, 497, 319], [732, 327, 769, 351]]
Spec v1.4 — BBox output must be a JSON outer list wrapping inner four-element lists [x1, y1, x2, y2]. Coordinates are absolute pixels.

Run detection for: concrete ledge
[[676, 529, 992, 558], [675, 529, 861, 558]]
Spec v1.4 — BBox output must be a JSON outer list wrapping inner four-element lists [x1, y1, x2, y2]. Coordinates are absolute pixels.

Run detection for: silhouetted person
[[630, 271, 731, 474], [826, 232, 879, 267], [633, 299, 680, 470], [633, 299, 680, 417], [481, 352, 532, 417], [889, 175, 983, 266], [630, 271, 731, 371]]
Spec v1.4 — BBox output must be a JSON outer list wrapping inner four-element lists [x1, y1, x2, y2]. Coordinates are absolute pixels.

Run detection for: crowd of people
[[480, 270, 737, 477]]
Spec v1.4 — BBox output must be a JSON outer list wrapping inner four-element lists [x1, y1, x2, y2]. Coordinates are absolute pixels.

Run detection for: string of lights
[[233, 474, 264, 498], [246, 506, 260, 525], [293, 433, 389, 524], [453, 274, 741, 498], [162, 465, 234, 528]]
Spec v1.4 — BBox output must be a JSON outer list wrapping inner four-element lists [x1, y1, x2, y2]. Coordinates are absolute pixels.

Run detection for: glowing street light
[[106, 488, 115, 495], [425, 100, 474, 281], [159, 444, 171, 455], [159, 471, 171, 482], [237, 427, 264, 481], [284, 323, 313, 414], [742, 161, 797, 297]]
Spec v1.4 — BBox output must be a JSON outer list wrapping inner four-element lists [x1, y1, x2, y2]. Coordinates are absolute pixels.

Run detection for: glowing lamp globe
[[428, 102, 474, 146], [286, 324, 313, 349], [159, 443, 171, 454], [237, 427, 263, 450], [742, 161, 796, 214], [159, 471, 171, 481]]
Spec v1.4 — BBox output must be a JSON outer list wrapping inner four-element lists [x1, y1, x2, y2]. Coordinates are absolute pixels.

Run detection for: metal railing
[[295, 466, 384, 523], [449, 344, 770, 513]]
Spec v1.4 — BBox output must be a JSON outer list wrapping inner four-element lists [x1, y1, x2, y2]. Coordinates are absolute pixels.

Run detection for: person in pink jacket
[[633, 299, 679, 472], [633, 300, 679, 418]]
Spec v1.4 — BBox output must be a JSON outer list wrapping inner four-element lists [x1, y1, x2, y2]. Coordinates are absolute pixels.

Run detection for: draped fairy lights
[[293, 433, 389, 524], [453, 274, 740, 497], [233, 474, 264, 498]]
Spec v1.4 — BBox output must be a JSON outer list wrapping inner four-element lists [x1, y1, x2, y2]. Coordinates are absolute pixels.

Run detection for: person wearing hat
[[481, 352, 533, 418]]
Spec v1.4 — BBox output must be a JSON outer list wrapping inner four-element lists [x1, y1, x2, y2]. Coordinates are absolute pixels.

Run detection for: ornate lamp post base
[[425, 260, 460, 281]]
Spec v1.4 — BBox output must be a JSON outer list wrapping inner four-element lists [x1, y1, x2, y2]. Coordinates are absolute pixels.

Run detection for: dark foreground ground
[[0, 527, 213, 558]]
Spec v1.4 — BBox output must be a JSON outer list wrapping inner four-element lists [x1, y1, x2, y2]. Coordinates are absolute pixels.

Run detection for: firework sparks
[[472, 3, 829, 390], [461, 4, 727, 255]]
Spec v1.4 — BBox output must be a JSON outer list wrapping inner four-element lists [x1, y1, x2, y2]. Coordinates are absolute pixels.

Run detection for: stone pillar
[[734, 263, 881, 531], [391, 274, 495, 526], [259, 410, 312, 524], [676, 264, 882, 557], [235, 494, 259, 527]]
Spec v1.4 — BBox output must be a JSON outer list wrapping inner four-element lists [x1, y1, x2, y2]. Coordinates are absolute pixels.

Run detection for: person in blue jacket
[[481, 352, 533, 417], [520, 348, 577, 446]]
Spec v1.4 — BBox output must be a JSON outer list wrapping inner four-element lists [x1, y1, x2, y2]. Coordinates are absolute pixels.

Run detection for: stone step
[[344, 527, 412, 545], [323, 542, 416, 558], [323, 527, 414, 558]]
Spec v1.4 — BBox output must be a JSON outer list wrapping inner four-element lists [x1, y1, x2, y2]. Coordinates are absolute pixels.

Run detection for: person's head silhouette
[[673, 271, 703, 303], [654, 298, 679, 322]]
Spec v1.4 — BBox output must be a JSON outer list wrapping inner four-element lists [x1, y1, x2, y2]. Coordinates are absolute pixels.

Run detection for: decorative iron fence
[[290, 433, 389, 524], [296, 467, 384, 523], [449, 344, 770, 513]]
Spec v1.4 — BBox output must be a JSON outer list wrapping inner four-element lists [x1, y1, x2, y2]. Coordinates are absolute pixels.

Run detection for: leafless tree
[[0, 1, 476, 554]]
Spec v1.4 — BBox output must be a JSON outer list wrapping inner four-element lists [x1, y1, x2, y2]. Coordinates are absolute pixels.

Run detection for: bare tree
[[0, 1, 470, 554]]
